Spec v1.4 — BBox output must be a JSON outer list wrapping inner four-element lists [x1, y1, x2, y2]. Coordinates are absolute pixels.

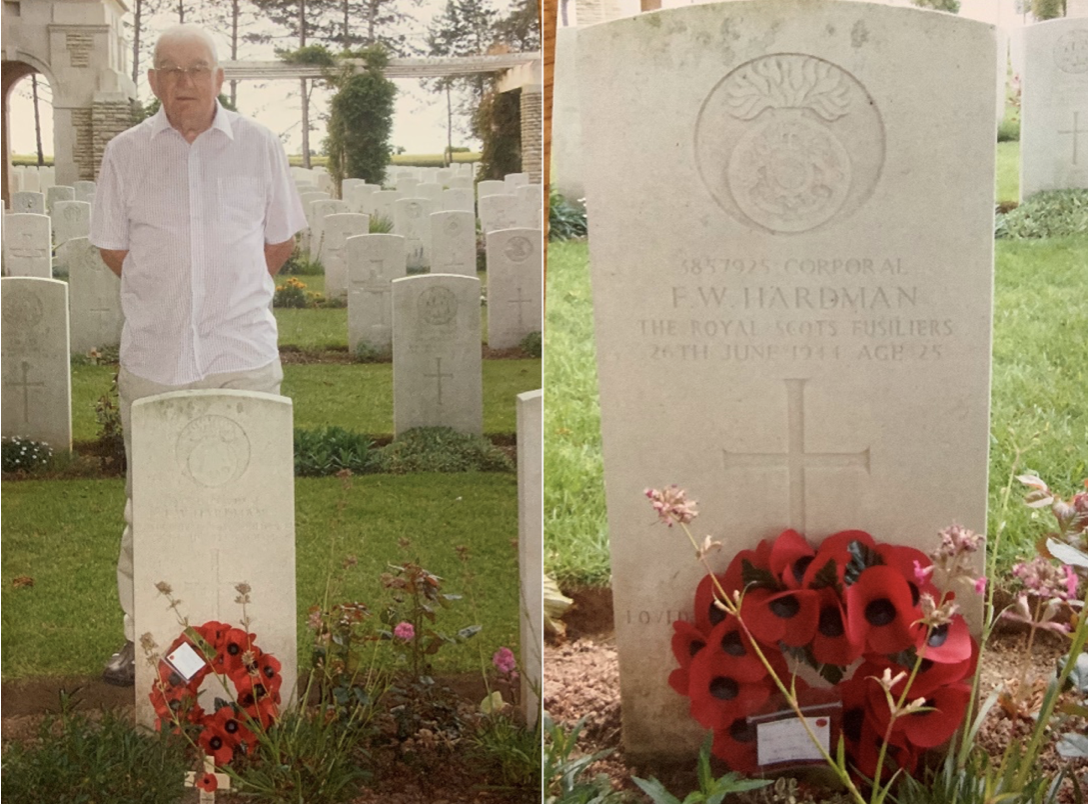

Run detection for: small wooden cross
[[185, 755, 231, 803]]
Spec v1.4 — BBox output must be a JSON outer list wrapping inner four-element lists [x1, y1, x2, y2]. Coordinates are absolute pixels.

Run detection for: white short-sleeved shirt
[[90, 103, 306, 385]]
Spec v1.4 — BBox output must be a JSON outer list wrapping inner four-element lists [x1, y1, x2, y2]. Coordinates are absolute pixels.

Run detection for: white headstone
[[516, 388, 543, 729], [346, 182, 379, 214], [415, 182, 443, 203], [440, 188, 474, 213], [369, 190, 402, 226], [436, 168, 455, 184], [311, 199, 351, 263], [580, 0, 996, 759], [52, 200, 92, 248], [3, 214, 52, 278], [62, 236, 124, 353], [347, 233, 407, 355], [447, 176, 473, 190], [11, 191, 45, 215], [341, 178, 365, 201], [392, 274, 483, 436], [132, 390, 297, 729], [393, 197, 436, 271], [12, 165, 27, 193], [74, 181, 97, 204], [45, 185, 75, 215], [1, 277, 72, 451], [485, 229, 543, 349], [1020, 18, 1088, 200], [321, 212, 370, 300], [298, 191, 331, 257], [38, 166, 56, 191], [504, 172, 530, 192], [476, 180, 506, 200], [396, 177, 421, 194], [20, 167, 40, 193], [478, 194, 520, 233], [430, 211, 477, 277]]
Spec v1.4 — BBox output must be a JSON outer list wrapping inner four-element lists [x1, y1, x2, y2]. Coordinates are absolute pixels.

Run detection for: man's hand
[[264, 239, 296, 277], [99, 249, 128, 278]]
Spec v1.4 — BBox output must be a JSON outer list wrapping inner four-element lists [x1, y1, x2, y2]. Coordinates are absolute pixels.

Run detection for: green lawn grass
[[71, 359, 540, 443], [543, 236, 1088, 588], [996, 141, 1020, 206], [1, 474, 519, 680]]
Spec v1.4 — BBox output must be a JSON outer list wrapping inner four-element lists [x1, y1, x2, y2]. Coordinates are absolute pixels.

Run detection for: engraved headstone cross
[[423, 357, 453, 406], [12, 361, 45, 423], [1058, 110, 1087, 165]]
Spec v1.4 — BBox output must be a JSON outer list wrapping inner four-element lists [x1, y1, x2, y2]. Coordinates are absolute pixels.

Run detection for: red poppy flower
[[252, 652, 283, 694], [803, 530, 877, 588], [909, 647, 977, 697], [686, 645, 773, 730], [704, 616, 775, 682], [845, 566, 919, 655], [916, 613, 973, 665], [210, 705, 255, 749], [668, 621, 708, 696], [239, 693, 279, 730], [712, 717, 759, 774], [198, 720, 235, 765], [741, 587, 819, 647], [213, 628, 254, 675], [810, 587, 863, 666], [877, 543, 936, 606], [721, 539, 774, 599], [769, 529, 815, 589], [694, 573, 731, 634], [195, 772, 218, 792], [895, 682, 971, 749]]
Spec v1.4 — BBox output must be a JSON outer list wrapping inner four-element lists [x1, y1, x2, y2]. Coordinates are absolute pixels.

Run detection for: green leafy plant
[[324, 45, 397, 188], [632, 734, 770, 804], [294, 426, 377, 477], [279, 247, 325, 276], [273, 276, 310, 308], [468, 711, 543, 790], [474, 86, 521, 180], [549, 191, 588, 241], [0, 691, 190, 803], [369, 214, 394, 234], [544, 713, 629, 804], [373, 427, 514, 474], [996, 189, 1088, 240], [352, 339, 389, 363], [94, 372, 126, 473], [520, 331, 543, 358], [1, 435, 54, 474]]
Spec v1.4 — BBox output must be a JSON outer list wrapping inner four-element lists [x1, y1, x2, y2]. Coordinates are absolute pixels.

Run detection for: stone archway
[[2, 0, 137, 207]]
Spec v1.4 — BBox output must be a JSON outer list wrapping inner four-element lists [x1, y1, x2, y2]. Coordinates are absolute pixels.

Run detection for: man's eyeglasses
[[155, 65, 214, 82]]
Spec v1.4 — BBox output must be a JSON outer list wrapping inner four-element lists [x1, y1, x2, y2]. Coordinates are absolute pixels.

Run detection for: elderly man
[[90, 24, 306, 686]]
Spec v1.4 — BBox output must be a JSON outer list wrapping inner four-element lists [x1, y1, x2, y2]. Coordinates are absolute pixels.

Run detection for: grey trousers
[[115, 359, 284, 642]]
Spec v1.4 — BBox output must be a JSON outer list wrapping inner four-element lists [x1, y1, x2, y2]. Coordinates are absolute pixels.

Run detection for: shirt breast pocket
[[217, 176, 266, 232]]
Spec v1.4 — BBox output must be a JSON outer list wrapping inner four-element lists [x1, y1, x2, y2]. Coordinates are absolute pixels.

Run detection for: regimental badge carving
[[419, 287, 458, 326], [408, 202, 422, 219], [695, 54, 885, 234], [504, 236, 534, 263], [176, 415, 251, 488], [2, 293, 44, 331], [1055, 30, 1088, 75], [445, 217, 462, 235]]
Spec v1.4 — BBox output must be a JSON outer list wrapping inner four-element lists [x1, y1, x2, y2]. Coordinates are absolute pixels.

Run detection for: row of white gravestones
[[486, 228, 544, 350], [478, 192, 542, 234], [516, 388, 543, 728], [10, 165, 56, 194], [131, 389, 298, 730], [321, 213, 369, 300], [53, 201, 92, 249], [579, 0, 996, 761], [430, 211, 477, 277], [394, 198, 435, 271], [1019, 17, 1088, 201], [1, 277, 73, 452], [46, 186, 75, 215], [347, 234, 407, 356], [60, 237, 124, 353], [392, 273, 483, 437]]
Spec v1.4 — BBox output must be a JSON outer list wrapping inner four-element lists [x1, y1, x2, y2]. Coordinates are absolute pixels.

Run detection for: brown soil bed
[[546, 587, 1088, 802], [1, 672, 538, 804]]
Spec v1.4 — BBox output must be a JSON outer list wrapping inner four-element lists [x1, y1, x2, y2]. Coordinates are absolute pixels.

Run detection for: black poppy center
[[688, 640, 705, 658], [927, 624, 949, 648], [168, 672, 183, 686], [210, 736, 223, 750], [254, 684, 267, 698], [769, 594, 801, 620], [263, 665, 277, 679], [227, 643, 241, 656], [864, 598, 897, 627], [708, 600, 726, 627], [730, 719, 756, 743], [709, 676, 739, 701], [908, 582, 921, 607], [720, 631, 746, 657], [792, 556, 814, 585], [843, 707, 865, 743], [239, 693, 254, 707], [224, 720, 239, 734], [919, 659, 934, 672], [817, 606, 845, 638]]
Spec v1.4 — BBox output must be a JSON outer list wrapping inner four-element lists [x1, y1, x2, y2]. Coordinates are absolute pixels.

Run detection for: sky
[[7, 0, 531, 158]]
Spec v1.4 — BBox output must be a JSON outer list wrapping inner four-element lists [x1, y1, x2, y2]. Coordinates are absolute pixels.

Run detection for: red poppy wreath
[[149, 621, 282, 766], [668, 529, 979, 781]]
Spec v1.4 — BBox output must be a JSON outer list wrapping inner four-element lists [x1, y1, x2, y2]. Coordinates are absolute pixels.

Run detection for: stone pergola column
[[520, 84, 543, 184]]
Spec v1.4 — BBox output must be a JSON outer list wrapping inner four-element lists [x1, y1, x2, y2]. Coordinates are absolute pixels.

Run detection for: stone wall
[[519, 88, 543, 184], [90, 98, 139, 180]]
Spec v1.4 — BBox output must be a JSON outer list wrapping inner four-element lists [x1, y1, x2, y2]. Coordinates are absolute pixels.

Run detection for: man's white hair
[[154, 24, 220, 67]]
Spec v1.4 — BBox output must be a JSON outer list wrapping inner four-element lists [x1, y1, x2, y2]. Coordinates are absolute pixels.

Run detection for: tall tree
[[197, 0, 264, 106]]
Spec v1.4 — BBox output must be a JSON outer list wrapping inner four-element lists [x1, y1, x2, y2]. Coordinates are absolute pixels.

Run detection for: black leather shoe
[[102, 640, 135, 687]]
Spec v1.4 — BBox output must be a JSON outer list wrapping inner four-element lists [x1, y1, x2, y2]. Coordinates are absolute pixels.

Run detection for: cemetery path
[[544, 589, 1088, 803]]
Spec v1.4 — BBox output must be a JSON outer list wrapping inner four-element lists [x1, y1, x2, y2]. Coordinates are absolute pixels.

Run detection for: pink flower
[[1064, 565, 1079, 599], [645, 486, 698, 527], [492, 647, 517, 675], [393, 622, 415, 641], [974, 576, 987, 595]]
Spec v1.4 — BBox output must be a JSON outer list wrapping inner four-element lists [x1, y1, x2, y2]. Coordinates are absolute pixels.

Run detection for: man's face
[[149, 36, 224, 130]]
